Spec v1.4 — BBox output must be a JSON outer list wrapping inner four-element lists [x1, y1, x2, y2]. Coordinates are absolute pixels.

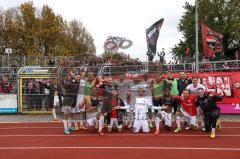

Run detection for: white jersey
[[186, 83, 207, 95], [76, 79, 86, 109], [134, 97, 152, 120], [78, 79, 86, 95]]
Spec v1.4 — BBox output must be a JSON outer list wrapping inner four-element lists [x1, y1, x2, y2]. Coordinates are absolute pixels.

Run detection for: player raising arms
[[62, 74, 79, 134], [76, 71, 87, 130], [174, 89, 198, 133]]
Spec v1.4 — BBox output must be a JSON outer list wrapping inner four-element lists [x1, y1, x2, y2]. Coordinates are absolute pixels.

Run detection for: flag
[[186, 47, 190, 56], [146, 18, 164, 61], [201, 22, 223, 58]]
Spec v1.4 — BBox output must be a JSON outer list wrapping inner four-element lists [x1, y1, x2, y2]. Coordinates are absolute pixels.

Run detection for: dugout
[[17, 66, 59, 114]]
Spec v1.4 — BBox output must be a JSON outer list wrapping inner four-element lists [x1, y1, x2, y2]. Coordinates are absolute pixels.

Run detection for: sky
[[1, 0, 195, 62]]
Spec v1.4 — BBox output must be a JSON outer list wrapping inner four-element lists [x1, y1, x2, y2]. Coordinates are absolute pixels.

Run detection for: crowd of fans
[[53, 54, 240, 75], [22, 79, 60, 111], [0, 76, 13, 93]]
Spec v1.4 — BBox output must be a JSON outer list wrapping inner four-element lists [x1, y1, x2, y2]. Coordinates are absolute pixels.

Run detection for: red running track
[[0, 122, 239, 159]]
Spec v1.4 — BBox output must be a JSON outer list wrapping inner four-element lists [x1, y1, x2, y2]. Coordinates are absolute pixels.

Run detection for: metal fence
[[1, 54, 239, 72], [0, 60, 239, 113], [0, 67, 21, 94], [199, 60, 240, 72], [0, 54, 74, 67]]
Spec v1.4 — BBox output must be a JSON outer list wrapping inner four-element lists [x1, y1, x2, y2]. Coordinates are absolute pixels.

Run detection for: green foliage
[[172, 0, 240, 61], [0, 1, 96, 57]]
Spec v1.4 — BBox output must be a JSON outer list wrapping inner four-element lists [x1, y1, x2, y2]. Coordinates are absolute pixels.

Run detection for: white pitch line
[[0, 146, 239, 151], [0, 121, 61, 124], [0, 134, 240, 137], [0, 127, 62, 129], [0, 126, 240, 130]]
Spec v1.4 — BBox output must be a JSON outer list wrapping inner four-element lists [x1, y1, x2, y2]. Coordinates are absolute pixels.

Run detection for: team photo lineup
[[0, 0, 240, 158], [52, 70, 222, 138]]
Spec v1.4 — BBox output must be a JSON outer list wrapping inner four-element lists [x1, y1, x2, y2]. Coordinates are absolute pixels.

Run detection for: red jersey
[[111, 98, 118, 118], [179, 95, 197, 116]]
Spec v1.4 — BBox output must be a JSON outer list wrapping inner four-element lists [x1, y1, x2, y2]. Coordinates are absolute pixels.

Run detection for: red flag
[[201, 22, 223, 58], [186, 47, 190, 56]]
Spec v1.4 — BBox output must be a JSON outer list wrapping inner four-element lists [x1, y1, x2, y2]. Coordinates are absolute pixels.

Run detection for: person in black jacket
[[177, 72, 192, 96], [100, 78, 125, 133], [196, 88, 222, 138], [26, 82, 36, 111], [98, 77, 118, 127], [44, 79, 63, 120]]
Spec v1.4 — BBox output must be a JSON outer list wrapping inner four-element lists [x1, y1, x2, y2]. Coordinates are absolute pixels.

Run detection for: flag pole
[[195, 0, 199, 73]]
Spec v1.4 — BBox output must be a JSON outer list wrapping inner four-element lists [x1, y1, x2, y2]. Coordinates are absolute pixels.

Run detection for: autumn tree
[[39, 5, 64, 56], [0, 1, 96, 58], [19, 1, 39, 55], [66, 19, 96, 55]]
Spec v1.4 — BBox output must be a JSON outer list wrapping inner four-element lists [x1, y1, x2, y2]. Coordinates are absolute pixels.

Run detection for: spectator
[[34, 81, 44, 111], [26, 82, 36, 110], [1, 76, 13, 93], [0, 79, 2, 93], [48, 59, 55, 66], [222, 62, 230, 72]]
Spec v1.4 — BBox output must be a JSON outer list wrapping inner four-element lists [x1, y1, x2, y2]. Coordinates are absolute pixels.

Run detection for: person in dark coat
[[26, 82, 36, 110], [196, 88, 223, 138], [44, 79, 63, 120]]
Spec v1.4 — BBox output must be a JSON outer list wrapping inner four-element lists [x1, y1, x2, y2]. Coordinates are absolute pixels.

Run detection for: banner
[[201, 22, 223, 58], [146, 18, 164, 61], [104, 36, 133, 53], [0, 94, 18, 113], [118, 72, 240, 114]]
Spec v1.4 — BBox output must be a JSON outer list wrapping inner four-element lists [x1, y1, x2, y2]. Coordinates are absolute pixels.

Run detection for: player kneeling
[[82, 87, 105, 136], [174, 89, 198, 133], [152, 89, 178, 134], [196, 88, 223, 138], [132, 88, 152, 133]]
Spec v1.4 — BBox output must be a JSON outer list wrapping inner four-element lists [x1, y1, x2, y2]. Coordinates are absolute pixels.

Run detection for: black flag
[[146, 18, 164, 61]]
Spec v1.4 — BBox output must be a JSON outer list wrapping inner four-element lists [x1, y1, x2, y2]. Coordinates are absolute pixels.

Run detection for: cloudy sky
[[1, 0, 195, 61]]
